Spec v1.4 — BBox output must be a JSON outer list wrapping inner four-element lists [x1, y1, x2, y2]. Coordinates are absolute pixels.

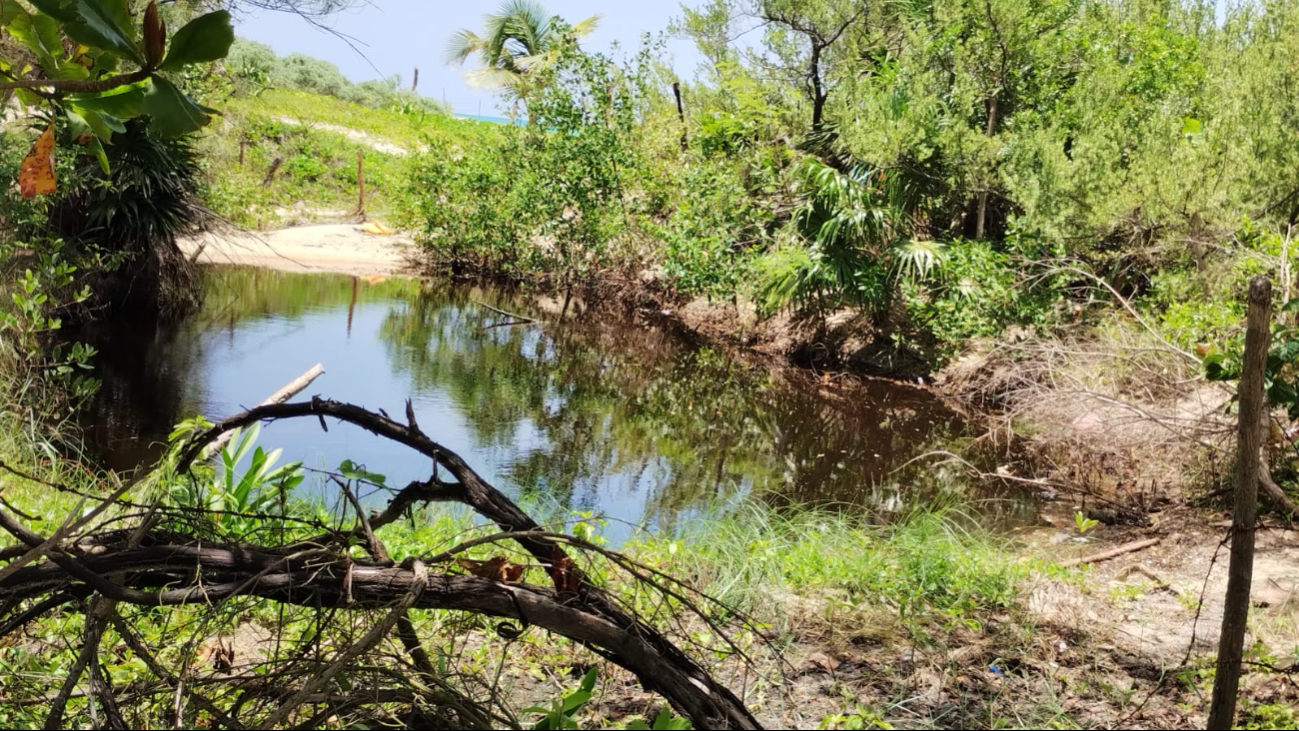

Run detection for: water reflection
[[81, 266, 1029, 536]]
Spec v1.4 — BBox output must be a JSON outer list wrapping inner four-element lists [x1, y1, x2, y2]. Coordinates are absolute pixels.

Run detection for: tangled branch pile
[[0, 398, 766, 729]]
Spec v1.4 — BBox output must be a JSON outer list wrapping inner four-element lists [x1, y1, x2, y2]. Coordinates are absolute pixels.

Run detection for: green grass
[[198, 89, 494, 229], [621, 503, 1030, 637]]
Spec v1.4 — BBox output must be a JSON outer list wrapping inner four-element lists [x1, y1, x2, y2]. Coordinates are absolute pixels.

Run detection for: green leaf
[[142, 75, 211, 136], [1, 1, 24, 25], [7, 8, 64, 69], [338, 459, 387, 486], [70, 85, 145, 118], [71, 107, 123, 142], [27, 0, 77, 23], [578, 666, 597, 694], [160, 10, 234, 72], [1180, 117, 1202, 136], [652, 707, 691, 730], [64, 0, 141, 65], [560, 690, 590, 714]]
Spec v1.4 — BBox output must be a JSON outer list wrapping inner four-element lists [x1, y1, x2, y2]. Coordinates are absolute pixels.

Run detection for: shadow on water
[[78, 266, 1036, 540]]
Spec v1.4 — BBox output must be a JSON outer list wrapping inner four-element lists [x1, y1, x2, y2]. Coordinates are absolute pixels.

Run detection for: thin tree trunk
[[1207, 275, 1272, 730], [673, 82, 688, 150], [976, 95, 999, 240], [810, 45, 826, 131]]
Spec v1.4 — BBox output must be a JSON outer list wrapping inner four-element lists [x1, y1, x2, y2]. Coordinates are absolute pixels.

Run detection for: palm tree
[[445, 0, 600, 107]]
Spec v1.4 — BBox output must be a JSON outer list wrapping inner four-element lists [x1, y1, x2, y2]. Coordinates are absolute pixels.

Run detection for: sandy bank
[[179, 223, 417, 277]]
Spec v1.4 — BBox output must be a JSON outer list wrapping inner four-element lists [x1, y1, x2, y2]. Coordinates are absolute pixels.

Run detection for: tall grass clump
[[628, 503, 1028, 636]]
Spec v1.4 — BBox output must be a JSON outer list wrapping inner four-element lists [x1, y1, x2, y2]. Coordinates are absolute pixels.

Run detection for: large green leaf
[[160, 10, 234, 72], [7, 7, 64, 68], [142, 75, 210, 136], [65, 0, 141, 65], [0, 1, 25, 25], [26, 0, 77, 23], [70, 106, 125, 141], [70, 85, 145, 118]]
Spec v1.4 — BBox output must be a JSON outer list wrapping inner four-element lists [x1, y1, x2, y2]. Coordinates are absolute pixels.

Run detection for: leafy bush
[[406, 31, 647, 282]]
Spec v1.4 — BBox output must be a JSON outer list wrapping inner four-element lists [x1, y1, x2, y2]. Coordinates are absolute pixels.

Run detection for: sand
[[179, 223, 418, 277]]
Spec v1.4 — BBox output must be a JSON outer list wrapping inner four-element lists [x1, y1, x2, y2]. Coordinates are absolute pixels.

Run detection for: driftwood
[[200, 364, 325, 460], [0, 397, 762, 730], [1060, 538, 1161, 568]]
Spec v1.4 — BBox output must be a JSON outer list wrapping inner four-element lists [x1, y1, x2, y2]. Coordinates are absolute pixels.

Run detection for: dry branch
[[0, 397, 762, 730], [1060, 538, 1161, 567]]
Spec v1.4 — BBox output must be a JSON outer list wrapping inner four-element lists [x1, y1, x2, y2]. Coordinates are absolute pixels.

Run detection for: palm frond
[[570, 14, 602, 38], [445, 28, 487, 66], [892, 239, 947, 283], [464, 66, 524, 91]]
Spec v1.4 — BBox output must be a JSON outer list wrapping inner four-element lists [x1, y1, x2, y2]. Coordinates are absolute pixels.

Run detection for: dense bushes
[[397, 0, 1299, 372], [404, 34, 646, 283]]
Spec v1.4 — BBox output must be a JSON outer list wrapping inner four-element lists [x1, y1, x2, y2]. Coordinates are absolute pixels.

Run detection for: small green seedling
[[1074, 511, 1099, 535]]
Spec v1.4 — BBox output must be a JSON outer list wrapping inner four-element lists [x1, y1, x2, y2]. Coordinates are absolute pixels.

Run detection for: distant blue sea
[[454, 113, 525, 126]]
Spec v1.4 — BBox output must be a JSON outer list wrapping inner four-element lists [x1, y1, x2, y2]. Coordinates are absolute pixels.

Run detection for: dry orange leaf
[[547, 547, 581, 595], [18, 123, 56, 200], [457, 556, 525, 583]]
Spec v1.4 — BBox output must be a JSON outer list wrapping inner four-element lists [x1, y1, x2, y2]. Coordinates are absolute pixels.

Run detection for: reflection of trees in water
[[377, 285, 969, 523], [84, 266, 979, 522], [77, 314, 207, 470], [81, 267, 423, 470]]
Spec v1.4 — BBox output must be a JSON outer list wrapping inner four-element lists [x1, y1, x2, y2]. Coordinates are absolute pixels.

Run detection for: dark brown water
[[80, 266, 1033, 541]]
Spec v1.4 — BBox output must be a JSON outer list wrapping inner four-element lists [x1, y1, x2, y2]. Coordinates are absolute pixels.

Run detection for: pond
[[79, 267, 1034, 542]]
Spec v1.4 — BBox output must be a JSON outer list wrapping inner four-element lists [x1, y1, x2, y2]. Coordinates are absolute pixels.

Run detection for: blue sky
[[234, 1, 705, 117]]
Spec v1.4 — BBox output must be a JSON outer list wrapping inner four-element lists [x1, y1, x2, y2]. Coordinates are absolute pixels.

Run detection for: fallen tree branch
[[13, 397, 762, 729], [1060, 538, 1161, 567], [1258, 459, 1299, 519], [0, 539, 758, 728]]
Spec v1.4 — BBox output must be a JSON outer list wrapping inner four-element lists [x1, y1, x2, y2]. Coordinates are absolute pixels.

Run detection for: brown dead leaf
[[805, 651, 840, 674], [196, 637, 234, 673], [18, 123, 56, 200], [547, 547, 581, 595], [457, 556, 525, 583]]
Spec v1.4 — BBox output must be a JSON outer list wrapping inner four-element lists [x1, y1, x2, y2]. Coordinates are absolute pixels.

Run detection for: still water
[[81, 267, 1028, 540]]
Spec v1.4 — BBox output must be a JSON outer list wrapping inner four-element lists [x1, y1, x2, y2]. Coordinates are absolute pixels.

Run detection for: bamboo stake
[[1208, 275, 1271, 730]]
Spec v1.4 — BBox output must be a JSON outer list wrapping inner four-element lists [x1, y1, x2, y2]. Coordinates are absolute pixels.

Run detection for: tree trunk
[[810, 44, 826, 131], [976, 94, 999, 240], [1207, 275, 1271, 730]]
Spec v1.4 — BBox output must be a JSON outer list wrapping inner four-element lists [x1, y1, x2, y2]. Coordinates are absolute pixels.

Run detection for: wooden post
[[1208, 275, 1272, 730], [356, 149, 365, 219], [673, 82, 687, 151], [411, 67, 419, 92]]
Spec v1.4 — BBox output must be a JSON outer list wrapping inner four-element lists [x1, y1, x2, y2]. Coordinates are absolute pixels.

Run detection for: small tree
[[445, 0, 600, 120]]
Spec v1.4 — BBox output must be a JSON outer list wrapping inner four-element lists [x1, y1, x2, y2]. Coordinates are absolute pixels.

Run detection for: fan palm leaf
[[445, 1, 601, 96]]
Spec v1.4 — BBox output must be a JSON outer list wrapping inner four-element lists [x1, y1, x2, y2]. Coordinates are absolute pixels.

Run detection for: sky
[[233, 1, 706, 117]]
